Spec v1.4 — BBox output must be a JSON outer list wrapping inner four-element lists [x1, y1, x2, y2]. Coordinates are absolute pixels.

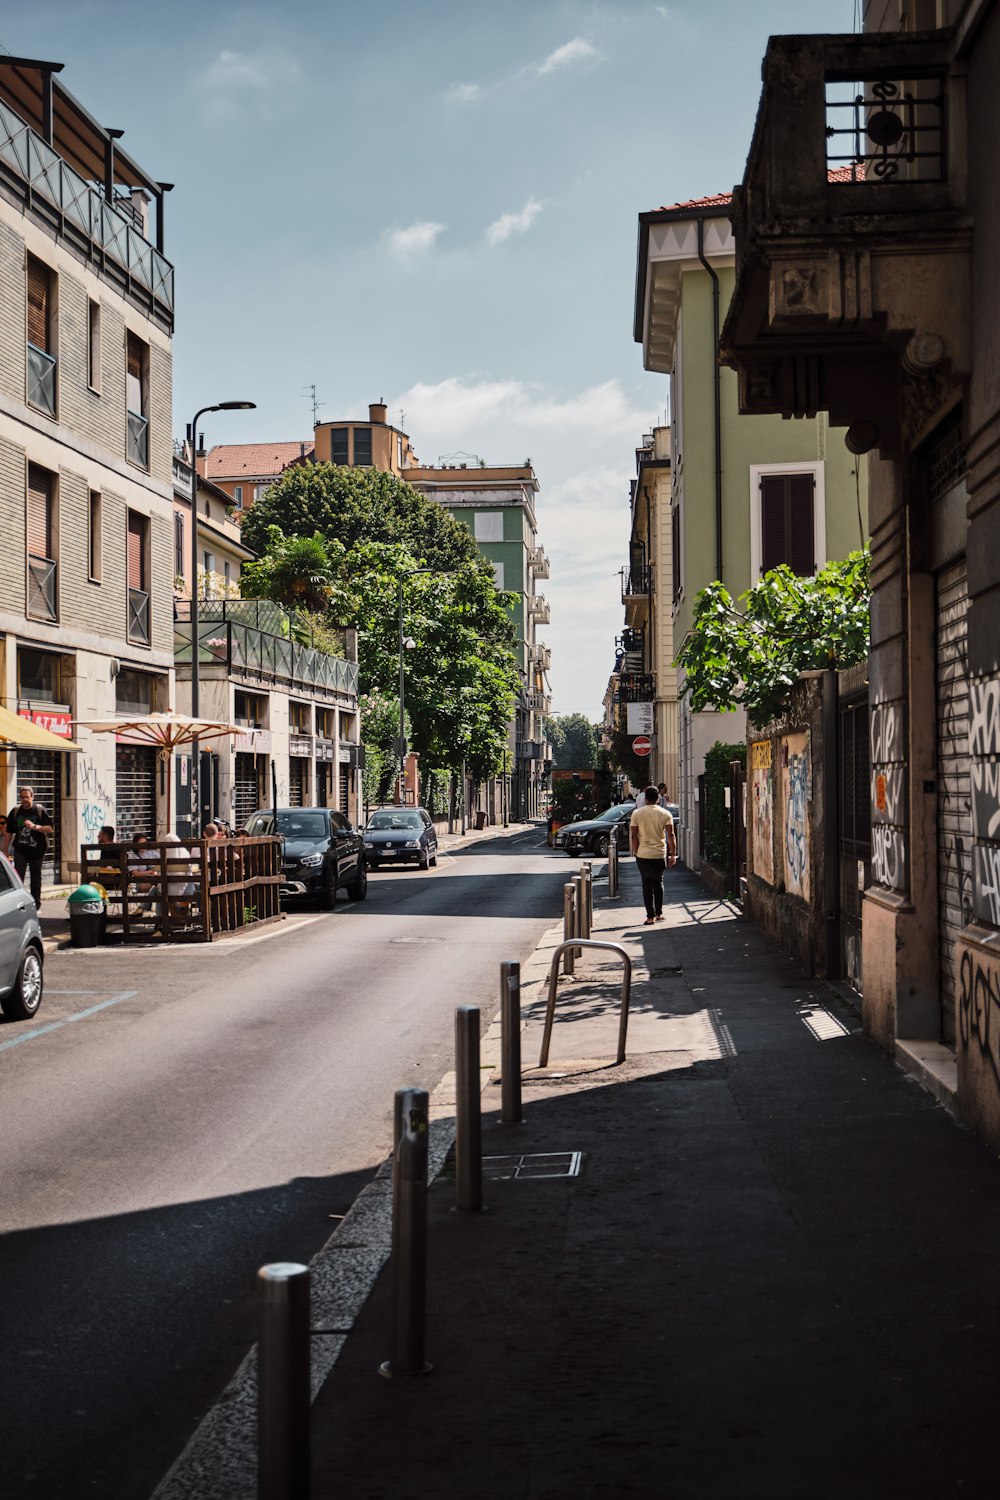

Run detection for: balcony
[[622, 565, 652, 605], [127, 409, 149, 469], [27, 343, 56, 417], [719, 30, 970, 456], [174, 599, 359, 700], [525, 690, 551, 715], [127, 586, 150, 645], [528, 545, 550, 578], [0, 97, 174, 320], [516, 739, 544, 760], [528, 642, 552, 671], [527, 594, 550, 624], [618, 672, 655, 703], [27, 554, 57, 621]]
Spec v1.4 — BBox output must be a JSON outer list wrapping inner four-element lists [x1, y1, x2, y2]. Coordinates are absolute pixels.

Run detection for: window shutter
[[671, 503, 681, 599], [27, 260, 50, 351], [760, 475, 786, 573], [788, 472, 816, 575], [127, 511, 144, 588], [174, 511, 184, 576], [27, 465, 52, 558], [126, 334, 144, 414]]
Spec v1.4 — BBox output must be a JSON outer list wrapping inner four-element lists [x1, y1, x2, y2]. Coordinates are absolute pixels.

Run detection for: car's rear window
[[368, 812, 423, 831]]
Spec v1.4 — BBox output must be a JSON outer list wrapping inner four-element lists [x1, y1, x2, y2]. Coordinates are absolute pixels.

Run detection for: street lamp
[[188, 400, 255, 832]]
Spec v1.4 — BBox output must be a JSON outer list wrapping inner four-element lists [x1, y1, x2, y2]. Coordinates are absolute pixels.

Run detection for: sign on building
[[626, 702, 654, 735]]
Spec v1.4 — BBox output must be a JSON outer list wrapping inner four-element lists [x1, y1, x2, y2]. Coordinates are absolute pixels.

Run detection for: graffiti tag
[[959, 947, 1000, 1083]]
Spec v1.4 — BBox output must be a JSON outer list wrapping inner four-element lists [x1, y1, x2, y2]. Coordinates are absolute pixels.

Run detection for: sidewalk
[[308, 859, 1000, 1499]]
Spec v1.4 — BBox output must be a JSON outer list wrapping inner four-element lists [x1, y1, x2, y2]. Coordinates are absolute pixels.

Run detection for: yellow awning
[[0, 704, 80, 751]]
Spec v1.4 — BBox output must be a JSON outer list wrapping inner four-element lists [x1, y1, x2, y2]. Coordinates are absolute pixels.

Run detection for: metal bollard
[[500, 961, 523, 1124], [455, 1005, 483, 1211], [580, 861, 593, 938], [563, 882, 576, 975], [258, 1261, 311, 1500], [380, 1087, 432, 1378]]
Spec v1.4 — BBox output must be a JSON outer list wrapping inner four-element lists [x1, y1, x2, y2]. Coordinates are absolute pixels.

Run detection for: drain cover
[[483, 1151, 582, 1181]]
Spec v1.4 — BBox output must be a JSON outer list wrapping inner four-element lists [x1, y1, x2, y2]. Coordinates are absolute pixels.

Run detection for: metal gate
[[233, 753, 261, 827], [837, 665, 870, 996], [13, 750, 61, 885], [339, 765, 349, 815], [115, 745, 157, 842], [288, 758, 307, 807], [936, 558, 973, 1045]]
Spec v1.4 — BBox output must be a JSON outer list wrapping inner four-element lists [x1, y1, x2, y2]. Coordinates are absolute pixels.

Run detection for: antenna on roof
[[302, 384, 324, 428]]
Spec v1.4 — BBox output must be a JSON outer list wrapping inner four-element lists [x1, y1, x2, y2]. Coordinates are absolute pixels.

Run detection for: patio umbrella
[[74, 712, 243, 837], [0, 703, 81, 752]]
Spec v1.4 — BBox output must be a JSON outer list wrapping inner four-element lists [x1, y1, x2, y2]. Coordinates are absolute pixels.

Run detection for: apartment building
[[201, 441, 310, 515], [634, 191, 866, 868], [0, 55, 176, 872]]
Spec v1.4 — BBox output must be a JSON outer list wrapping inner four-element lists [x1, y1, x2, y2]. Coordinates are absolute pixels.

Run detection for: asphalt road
[[0, 826, 568, 1499]]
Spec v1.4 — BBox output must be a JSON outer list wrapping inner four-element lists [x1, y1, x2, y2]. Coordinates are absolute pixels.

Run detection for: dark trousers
[[13, 848, 44, 907], [635, 856, 666, 919]]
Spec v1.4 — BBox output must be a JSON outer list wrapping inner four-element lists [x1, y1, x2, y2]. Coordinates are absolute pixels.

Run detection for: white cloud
[[484, 197, 544, 247], [204, 47, 300, 92], [445, 82, 484, 104], [534, 37, 601, 77], [381, 221, 446, 259], [395, 376, 648, 449]]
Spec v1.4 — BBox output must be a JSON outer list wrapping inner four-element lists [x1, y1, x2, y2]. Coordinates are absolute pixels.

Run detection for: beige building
[[171, 446, 253, 602], [201, 441, 310, 515], [0, 54, 177, 870]]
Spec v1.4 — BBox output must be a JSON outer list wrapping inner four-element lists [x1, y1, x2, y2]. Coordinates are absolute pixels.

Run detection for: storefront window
[[17, 647, 60, 703], [116, 668, 153, 715]]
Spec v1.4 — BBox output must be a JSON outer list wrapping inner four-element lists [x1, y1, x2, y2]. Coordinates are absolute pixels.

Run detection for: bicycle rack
[[538, 940, 633, 1068]]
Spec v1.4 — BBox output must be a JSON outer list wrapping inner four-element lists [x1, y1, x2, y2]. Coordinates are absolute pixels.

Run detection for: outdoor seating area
[[75, 836, 283, 943]]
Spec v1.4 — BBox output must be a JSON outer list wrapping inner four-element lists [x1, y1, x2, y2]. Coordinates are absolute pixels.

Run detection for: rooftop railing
[[174, 599, 358, 698]]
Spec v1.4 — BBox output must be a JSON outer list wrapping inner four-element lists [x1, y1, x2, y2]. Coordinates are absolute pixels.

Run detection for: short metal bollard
[[380, 1087, 432, 1378], [563, 882, 576, 976], [455, 1005, 483, 1211], [258, 1261, 311, 1500], [500, 961, 523, 1124], [580, 861, 593, 938], [608, 837, 619, 897]]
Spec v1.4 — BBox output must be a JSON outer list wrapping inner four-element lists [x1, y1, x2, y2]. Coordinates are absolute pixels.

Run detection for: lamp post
[[188, 400, 255, 834]]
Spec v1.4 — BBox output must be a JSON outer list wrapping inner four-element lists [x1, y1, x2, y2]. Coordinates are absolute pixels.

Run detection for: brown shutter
[[760, 475, 787, 573], [127, 511, 144, 588], [27, 259, 50, 352], [788, 472, 816, 575], [671, 502, 681, 599], [27, 465, 52, 558]]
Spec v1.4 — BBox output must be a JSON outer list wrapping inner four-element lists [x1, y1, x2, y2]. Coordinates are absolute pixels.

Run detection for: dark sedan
[[243, 807, 367, 908], [364, 808, 438, 870], [554, 802, 637, 857]]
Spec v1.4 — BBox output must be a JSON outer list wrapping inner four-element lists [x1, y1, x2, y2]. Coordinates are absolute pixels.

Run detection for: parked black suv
[[243, 807, 367, 908]]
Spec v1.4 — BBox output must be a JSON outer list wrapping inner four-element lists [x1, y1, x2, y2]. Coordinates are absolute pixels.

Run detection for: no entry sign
[[632, 735, 652, 757]]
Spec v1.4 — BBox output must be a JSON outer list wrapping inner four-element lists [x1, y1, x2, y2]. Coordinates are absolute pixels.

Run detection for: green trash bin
[[68, 884, 106, 947]]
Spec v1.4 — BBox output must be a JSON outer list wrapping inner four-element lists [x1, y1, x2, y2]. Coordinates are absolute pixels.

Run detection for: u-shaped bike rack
[[538, 939, 633, 1068]]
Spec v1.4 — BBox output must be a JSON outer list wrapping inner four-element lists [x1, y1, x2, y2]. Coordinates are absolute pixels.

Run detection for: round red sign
[[632, 736, 652, 757]]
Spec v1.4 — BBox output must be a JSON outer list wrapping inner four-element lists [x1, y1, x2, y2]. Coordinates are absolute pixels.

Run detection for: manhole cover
[[483, 1151, 582, 1181]]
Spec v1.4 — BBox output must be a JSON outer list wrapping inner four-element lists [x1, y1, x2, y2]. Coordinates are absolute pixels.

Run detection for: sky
[[5, 1, 856, 720]]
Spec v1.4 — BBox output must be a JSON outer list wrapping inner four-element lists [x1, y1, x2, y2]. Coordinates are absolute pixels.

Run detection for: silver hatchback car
[[0, 851, 43, 1020]]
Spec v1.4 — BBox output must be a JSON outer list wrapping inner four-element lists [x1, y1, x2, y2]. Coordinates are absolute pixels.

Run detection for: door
[[288, 758, 307, 808], [115, 745, 157, 842], [837, 667, 870, 997], [14, 750, 60, 885], [233, 754, 261, 828], [936, 558, 973, 1045], [329, 810, 358, 881]]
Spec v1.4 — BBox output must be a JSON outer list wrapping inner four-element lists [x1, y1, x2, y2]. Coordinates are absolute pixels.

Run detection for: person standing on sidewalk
[[4, 785, 53, 910], [630, 784, 676, 925]]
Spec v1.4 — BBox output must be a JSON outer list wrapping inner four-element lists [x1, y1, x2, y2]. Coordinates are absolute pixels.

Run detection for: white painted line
[[799, 1006, 852, 1041], [0, 990, 138, 1053]]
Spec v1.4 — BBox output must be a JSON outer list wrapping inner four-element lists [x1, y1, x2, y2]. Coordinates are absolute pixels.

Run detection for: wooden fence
[[77, 837, 283, 943]]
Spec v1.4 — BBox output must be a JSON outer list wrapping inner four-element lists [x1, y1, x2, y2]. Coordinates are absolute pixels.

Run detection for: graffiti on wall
[[781, 732, 811, 902], [958, 945, 1000, 1083], [750, 740, 774, 885], [80, 759, 114, 842], [970, 673, 1000, 927], [870, 696, 906, 893], [970, 677, 1000, 757]]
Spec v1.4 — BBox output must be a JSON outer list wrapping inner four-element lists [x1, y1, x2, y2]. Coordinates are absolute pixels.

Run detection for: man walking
[[4, 784, 53, 910], [630, 784, 676, 926]]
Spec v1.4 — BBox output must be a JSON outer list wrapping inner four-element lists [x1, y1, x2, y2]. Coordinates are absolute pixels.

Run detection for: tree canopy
[[549, 713, 600, 769], [240, 462, 480, 576], [677, 550, 870, 725]]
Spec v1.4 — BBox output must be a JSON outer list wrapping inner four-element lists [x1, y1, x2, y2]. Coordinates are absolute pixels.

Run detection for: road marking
[[0, 990, 138, 1053]]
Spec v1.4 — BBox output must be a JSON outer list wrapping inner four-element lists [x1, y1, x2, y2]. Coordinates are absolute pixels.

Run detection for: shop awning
[[0, 704, 80, 751]]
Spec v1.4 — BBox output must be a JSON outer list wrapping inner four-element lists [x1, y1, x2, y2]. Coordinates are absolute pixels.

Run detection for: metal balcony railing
[[27, 343, 56, 416], [174, 600, 359, 698], [0, 98, 174, 315], [127, 409, 149, 469], [27, 554, 57, 621], [617, 672, 655, 703], [127, 587, 150, 645], [622, 565, 652, 602]]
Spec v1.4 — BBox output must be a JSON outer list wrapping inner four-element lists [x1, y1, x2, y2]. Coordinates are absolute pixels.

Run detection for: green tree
[[677, 551, 870, 725], [549, 713, 599, 769], [239, 527, 345, 616], [241, 462, 479, 573]]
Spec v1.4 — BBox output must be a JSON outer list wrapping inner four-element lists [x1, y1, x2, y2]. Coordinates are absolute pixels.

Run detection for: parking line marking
[[0, 990, 138, 1053]]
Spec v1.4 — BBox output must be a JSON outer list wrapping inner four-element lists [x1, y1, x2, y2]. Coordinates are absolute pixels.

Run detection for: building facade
[[720, 0, 1000, 1146], [0, 55, 177, 871], [201, 440, 310, 516], [634, 194, 866, 867]]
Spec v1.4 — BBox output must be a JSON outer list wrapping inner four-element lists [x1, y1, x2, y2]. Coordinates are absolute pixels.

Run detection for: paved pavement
[[298, 859, 1000, 1500]]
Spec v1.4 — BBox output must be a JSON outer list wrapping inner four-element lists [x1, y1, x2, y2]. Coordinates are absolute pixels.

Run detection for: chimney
[[369, 400, 388, 425]]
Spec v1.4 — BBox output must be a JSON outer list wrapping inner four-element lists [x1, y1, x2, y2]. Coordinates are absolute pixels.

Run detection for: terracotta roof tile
[[204, 442, 310, 478], [654, 167, 856, 215]]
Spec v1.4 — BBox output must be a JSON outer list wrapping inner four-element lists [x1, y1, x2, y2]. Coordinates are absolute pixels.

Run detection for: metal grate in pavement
[[483, 1151, 583, 1181]]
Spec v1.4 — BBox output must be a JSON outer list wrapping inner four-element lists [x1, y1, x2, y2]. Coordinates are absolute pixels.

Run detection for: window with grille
[[26, 257, 56, 417], [352, 427, 372, 466], [758, 472, 816, 576], [126, 333, 149, 468]]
